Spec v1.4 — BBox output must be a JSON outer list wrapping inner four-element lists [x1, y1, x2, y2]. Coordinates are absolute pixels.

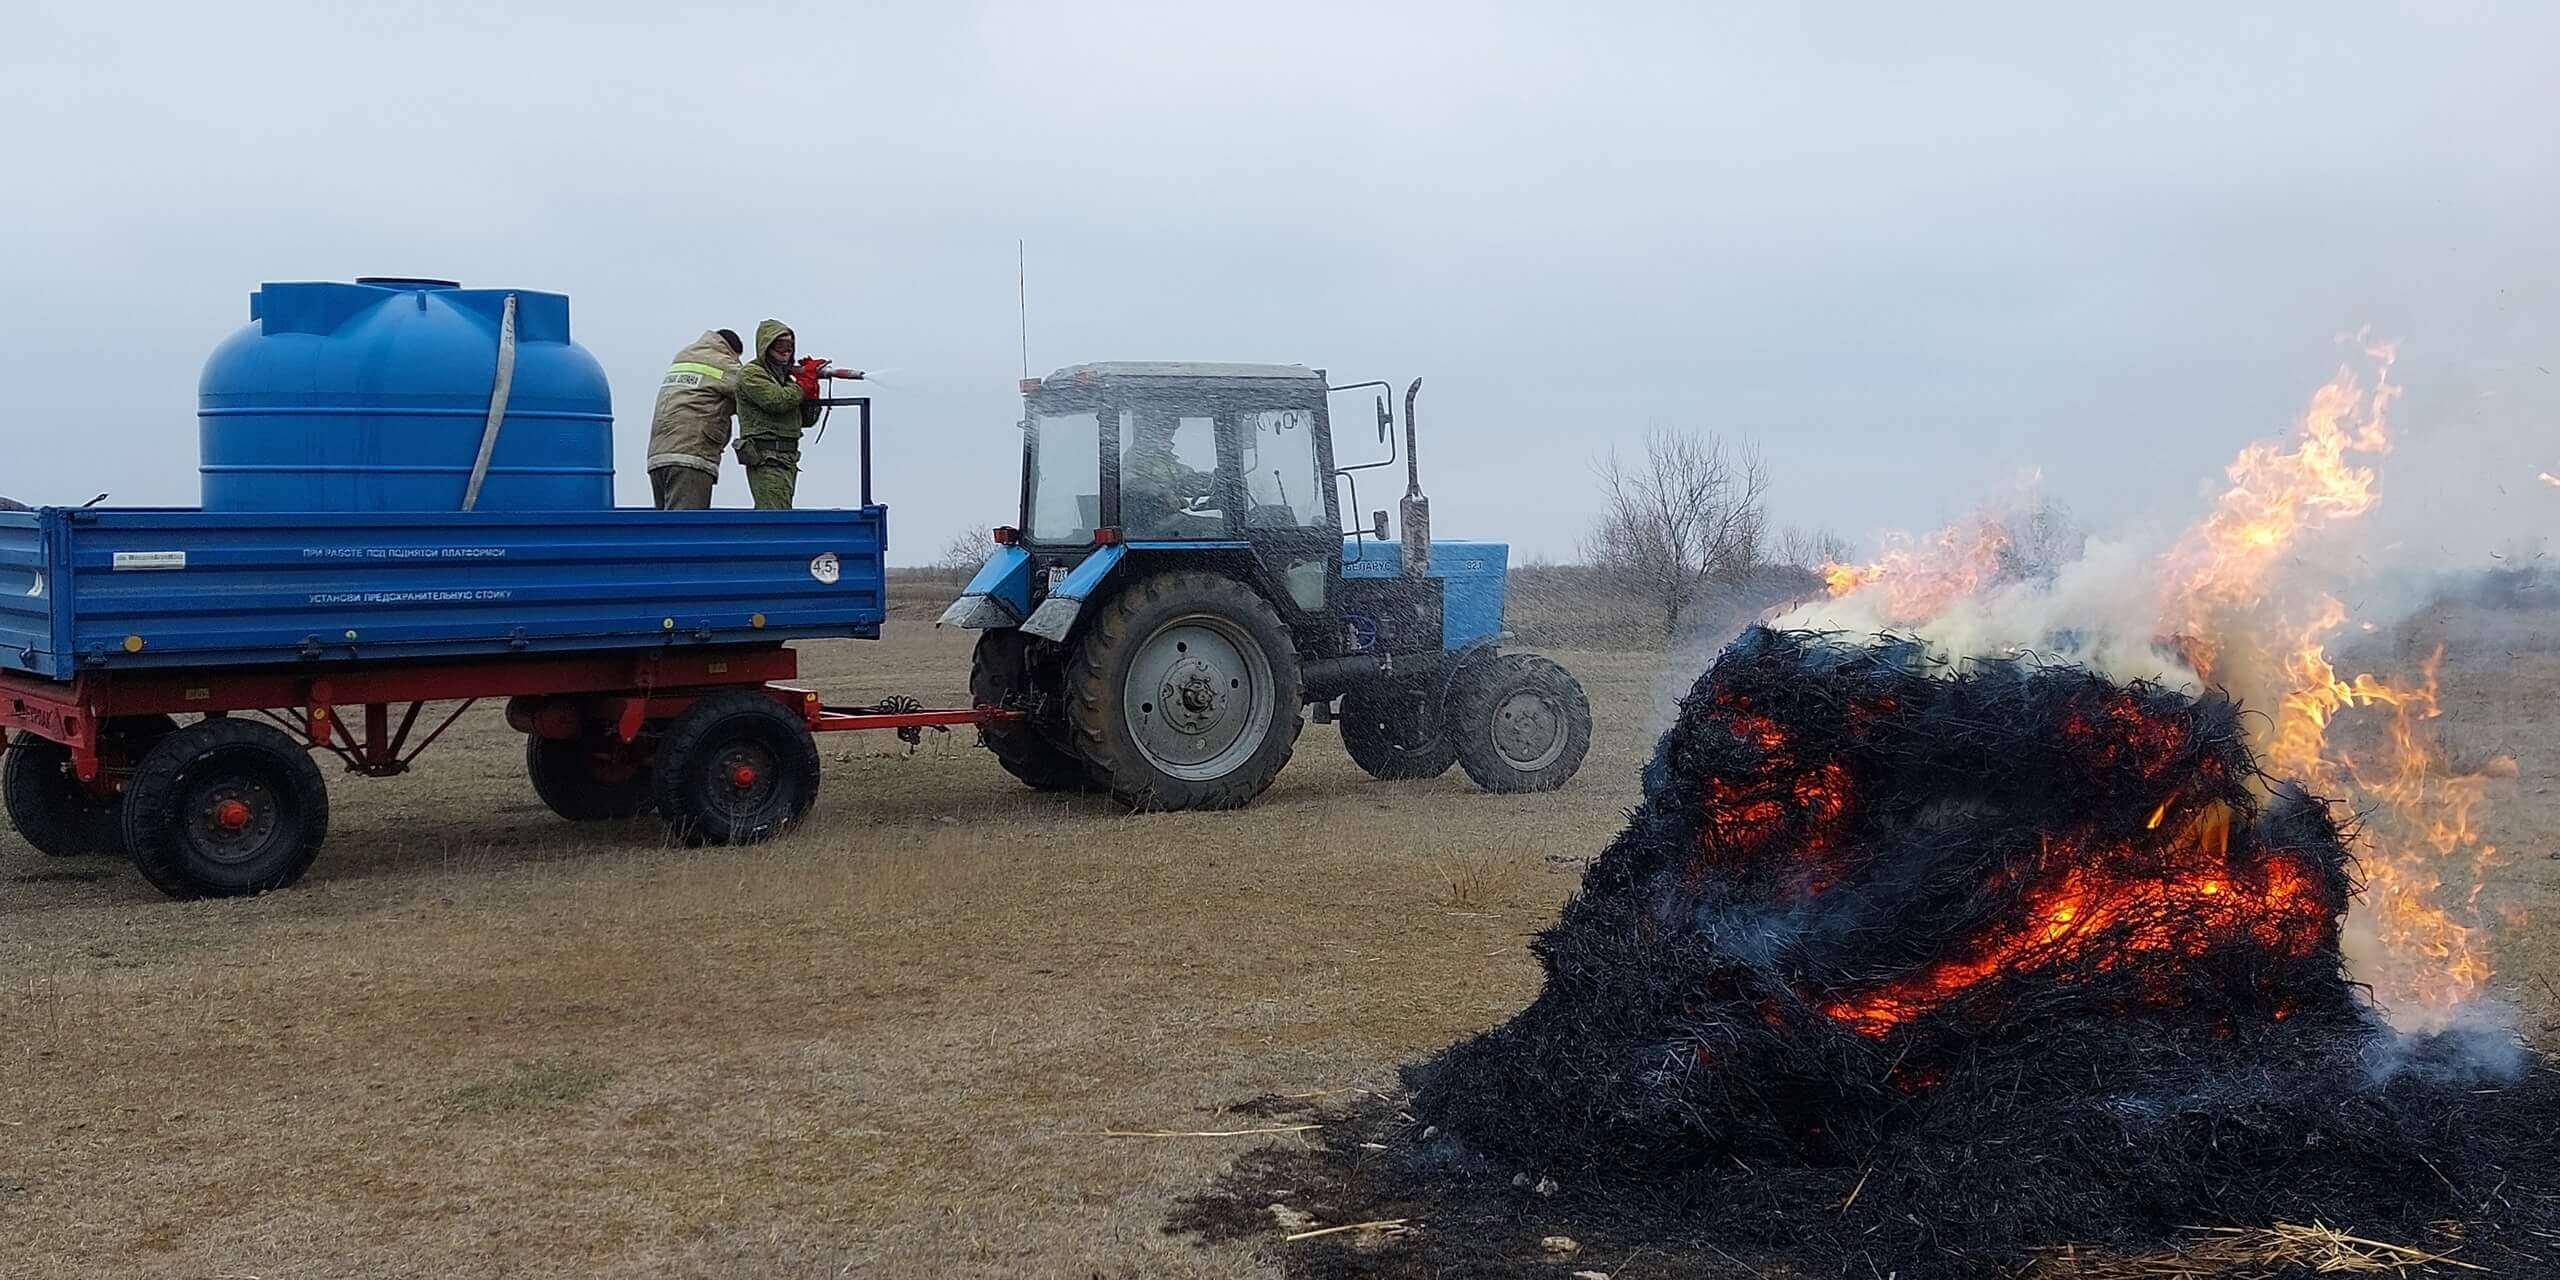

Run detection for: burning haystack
[[1396, 627, 2553, 1272]]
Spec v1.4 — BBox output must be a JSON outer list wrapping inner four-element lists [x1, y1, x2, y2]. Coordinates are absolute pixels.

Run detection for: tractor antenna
[[1016, 239, 1029, 382]]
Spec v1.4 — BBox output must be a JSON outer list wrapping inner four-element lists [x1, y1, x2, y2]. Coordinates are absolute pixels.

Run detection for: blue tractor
[[940, 362, 1592, 810]]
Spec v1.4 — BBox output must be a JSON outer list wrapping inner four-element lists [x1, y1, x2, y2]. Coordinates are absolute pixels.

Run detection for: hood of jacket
[[754, 319, 795, 368]]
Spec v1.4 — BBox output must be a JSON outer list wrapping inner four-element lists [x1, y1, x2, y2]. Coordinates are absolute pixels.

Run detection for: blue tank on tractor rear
[[198, 278, 614, 513]]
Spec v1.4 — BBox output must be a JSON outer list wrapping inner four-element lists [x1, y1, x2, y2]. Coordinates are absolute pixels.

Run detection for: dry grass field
[[3, 605, 2555, 1279]]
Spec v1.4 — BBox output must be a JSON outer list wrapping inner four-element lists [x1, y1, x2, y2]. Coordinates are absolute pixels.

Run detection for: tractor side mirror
[[1375, 395, 1391, 444], [1372, 509, 1390, 540]]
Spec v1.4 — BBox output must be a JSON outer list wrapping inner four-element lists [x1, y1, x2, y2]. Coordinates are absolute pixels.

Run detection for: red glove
[[793, 357, 825, 398]]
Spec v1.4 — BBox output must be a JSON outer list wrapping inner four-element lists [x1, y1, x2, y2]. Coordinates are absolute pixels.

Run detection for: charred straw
[[1375, 626, 2560, 1275]]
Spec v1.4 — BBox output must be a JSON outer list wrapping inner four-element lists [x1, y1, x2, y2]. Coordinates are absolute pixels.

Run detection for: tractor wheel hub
[[1158, 658, 1225, 733]]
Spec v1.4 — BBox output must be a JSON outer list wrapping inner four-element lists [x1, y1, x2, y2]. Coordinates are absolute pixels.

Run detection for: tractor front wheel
[[652, 693, 822, 846], [1065, 572, 1302, 811], [970, 629, 1102, 792], [1340, 680, 1457, 781], [1450, 654, 1592, 794]]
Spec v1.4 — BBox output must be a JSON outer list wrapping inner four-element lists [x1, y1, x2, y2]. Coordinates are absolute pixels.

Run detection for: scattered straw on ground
[[2036, 1222, 2483, 1278]]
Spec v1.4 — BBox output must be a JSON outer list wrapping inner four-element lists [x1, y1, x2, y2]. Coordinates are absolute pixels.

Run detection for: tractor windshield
[[1239, 408, 1328, 529], [1027, 410, 1102, 543]]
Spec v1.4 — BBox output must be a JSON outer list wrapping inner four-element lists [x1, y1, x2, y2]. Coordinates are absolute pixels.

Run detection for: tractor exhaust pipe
[[1399, 377, 1430, 578]]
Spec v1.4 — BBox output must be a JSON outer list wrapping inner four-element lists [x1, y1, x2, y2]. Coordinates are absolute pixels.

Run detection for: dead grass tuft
[[444, 1058, 617, 1116], [2035, 1221, 2484, 1278]]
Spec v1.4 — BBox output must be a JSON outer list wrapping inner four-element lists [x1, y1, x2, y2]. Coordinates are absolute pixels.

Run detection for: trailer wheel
[[525, 732, 657, 821], [653, 693, 821, 846], [969, 630, 1101, 792], [122, 718, 329, 899], [1450, 654, 1592, 794], [1340, 681, 1458, 781], [1065, 571, 1302, 811], [3, 716, 180, 858]]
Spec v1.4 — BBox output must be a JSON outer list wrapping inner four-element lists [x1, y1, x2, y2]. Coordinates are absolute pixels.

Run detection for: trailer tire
[[123, 718, 329, 899], [969, 630, 1101, 792], [526, 732, 657, 821], [1065, 571, 1301, 812], [1340, 681, 1458, 781], [653, 693, 821, 846], [4, 716, 180, 858], [1450, 654, 1592, 794]]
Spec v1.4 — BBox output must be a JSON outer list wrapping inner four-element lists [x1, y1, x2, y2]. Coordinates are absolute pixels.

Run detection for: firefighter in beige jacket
[[644, 328, 745, 509]]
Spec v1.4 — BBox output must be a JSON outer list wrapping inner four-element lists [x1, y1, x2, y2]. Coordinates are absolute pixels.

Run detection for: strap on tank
[[460, 293, 519, 512]]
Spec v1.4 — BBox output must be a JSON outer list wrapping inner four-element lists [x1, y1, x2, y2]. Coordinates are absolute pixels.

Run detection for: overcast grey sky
[[8, 1, 2555, 565]]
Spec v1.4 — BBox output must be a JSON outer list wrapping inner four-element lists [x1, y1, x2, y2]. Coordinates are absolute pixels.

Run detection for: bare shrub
[[1583, 429, 1771, 643]]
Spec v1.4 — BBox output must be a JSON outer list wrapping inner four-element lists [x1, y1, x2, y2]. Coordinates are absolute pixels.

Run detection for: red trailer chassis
[[0, 647, 1014, 778], [0, 646, 1021, 898]]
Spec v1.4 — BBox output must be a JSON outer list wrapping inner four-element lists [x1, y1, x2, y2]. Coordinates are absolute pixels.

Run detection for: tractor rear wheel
[[4, 716, 180, 858], [970, 629, 1101, 792], [1450, 654, 1592, 794], [122, 718, 330, 899], [1064, 571, 1302, 811], [653, 692, 822, 846], [1340, 681, 1457, 781], [526, 730, 657, 821]]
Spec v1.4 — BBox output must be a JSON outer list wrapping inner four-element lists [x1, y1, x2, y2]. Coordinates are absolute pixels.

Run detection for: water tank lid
[[353, 276, 460, 289]]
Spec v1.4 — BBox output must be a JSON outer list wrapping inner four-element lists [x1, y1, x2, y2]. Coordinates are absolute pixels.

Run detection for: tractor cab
[[1011, 362, 1345, 628], [941, 361, 1592, 814]]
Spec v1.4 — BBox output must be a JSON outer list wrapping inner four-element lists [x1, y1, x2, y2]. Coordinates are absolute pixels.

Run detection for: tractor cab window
[[1240, 408, 1327, 530], [1027, 410, 1102, 543], [1118, 410, 1221, 538]]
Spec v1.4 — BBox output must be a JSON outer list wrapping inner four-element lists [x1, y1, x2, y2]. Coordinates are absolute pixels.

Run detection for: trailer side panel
[[6, 507, 889, 679]]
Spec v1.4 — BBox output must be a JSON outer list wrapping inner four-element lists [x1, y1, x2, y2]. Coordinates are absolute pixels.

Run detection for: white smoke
[[1771, 534, 2201, 691]]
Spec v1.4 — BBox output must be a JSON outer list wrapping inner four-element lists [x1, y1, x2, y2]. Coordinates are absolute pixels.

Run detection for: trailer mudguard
[[936, 544, 1036, 629], [1019, 544, 1126, 642]]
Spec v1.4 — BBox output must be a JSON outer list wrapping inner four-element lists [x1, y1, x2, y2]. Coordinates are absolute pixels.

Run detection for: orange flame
[[1817, 516, 2014, 623], [1803, 339, 2506, 1022], [2161, 342, 2500, 1018]]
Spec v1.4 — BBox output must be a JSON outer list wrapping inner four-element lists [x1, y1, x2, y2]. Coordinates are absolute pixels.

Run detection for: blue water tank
[[199, 278, 615, 512]]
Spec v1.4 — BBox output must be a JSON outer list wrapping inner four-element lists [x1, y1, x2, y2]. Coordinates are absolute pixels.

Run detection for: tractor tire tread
[[1451, 653, 1593, 794], [970, 630, 1103, 792], [1340, 682, 1459, 781], [1062, 571, 1302, 811]]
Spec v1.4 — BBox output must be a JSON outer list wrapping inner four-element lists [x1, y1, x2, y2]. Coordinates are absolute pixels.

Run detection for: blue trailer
[[0, 506, 888, 679], [0, 278, 1028, 899], [0, 488, 1019, 900]]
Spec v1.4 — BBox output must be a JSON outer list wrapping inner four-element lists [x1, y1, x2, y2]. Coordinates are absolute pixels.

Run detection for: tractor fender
[[936, 544, 1037, 629], [1018, 544, 1128, 642]]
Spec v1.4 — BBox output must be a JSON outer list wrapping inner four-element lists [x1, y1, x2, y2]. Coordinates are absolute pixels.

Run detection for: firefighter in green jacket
[[644, 328, 745, 509], [734, 319, 861, 510]]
